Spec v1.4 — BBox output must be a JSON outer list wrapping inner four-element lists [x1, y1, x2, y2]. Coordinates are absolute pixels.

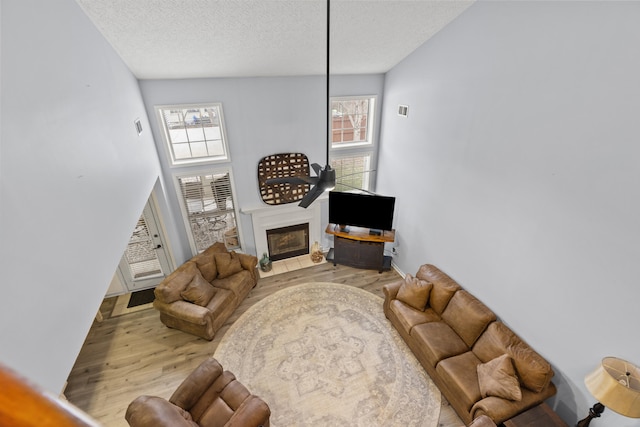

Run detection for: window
[[331, 154, 372, 192], [331, 96, 375, 148], [157, 103, 230, 166], [330, 96, 376, 191], [175, 170, 241, 254]]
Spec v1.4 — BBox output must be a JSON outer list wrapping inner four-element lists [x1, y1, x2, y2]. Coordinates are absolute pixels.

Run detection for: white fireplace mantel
[[242, 202, 323, 259]]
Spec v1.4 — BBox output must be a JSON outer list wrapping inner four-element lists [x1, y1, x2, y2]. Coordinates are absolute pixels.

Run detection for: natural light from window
[[157, 103, 230, 166]]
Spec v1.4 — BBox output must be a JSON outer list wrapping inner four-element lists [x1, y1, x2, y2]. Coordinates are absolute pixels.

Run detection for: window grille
[[331, 154, 372, 192], [157, 103, 230, 166]]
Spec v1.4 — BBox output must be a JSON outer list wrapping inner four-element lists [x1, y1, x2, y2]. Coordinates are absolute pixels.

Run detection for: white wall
[[378, 2, 640, 425], [0, 0, 162, 393], [139, 74, 385, 258]]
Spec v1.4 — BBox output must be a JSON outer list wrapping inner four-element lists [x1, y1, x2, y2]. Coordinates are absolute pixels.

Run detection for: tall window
[[330, 96, 376, 191], [157, 103, 230, 166], [175, 170, 241, 254]]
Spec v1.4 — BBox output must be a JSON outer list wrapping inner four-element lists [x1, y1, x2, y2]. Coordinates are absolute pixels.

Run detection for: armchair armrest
[[170, 358, 224, 410], [226, 395, 271, 427], [125, 396, 198, 427]]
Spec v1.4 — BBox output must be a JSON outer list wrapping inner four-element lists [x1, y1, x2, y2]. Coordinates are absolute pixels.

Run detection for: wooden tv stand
[[325, 223, 395, 273]]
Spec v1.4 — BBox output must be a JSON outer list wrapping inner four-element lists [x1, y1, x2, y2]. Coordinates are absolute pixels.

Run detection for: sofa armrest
[[125, 396, 198, 427], [471, 381, 557, 425], [383, 280, 402, 300], [153, 300, 209, 325], [226, 395, 271, 427], [382, 280, 403, 315]]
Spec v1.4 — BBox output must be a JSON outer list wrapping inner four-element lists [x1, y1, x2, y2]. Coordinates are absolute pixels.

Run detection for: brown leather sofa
[[383, 264, 556, 425], [153, 242, 258, 340], [125, 357, 270, 427]]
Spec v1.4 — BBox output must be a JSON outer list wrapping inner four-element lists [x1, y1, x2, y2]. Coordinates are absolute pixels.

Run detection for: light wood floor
[[65, 262, 465, 427]]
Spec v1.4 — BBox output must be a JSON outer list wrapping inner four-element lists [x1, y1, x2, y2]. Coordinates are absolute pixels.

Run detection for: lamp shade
[[585, 357, 640, 418]]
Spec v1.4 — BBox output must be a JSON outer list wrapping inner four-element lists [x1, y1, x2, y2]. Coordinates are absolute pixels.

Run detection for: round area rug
[[213, 282, 441, 427]]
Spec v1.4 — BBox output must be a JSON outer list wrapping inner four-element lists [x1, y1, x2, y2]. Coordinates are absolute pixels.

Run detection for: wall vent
[[398, 105, 409, 117], [134, 118, 143, 135]]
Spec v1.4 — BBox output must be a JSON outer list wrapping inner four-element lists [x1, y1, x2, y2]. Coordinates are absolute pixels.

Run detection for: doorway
[[117, 197, 172, 292]]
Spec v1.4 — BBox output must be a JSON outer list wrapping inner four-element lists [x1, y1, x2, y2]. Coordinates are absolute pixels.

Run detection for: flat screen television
[[329, 191, 395, 232]]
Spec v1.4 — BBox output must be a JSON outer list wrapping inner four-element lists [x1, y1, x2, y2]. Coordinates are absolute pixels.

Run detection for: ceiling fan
[[265, 0, 338, 209]]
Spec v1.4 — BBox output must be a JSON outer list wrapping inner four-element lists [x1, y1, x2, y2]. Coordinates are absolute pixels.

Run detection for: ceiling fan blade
[[266, 176, 317, 185], [333, 182, 376, 195], [310, 163, 323, 175], [298, 184, 325, 208]]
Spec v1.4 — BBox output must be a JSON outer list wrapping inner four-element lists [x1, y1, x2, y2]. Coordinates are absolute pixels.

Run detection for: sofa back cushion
[[441, 290, 496, 348], [416, 264, 461, 314], [192, 242, 228, 282], [194, 254, 218, 283], [155, 261, 199, 304], [473, 321, 554, 393], [213, 251, 243, 279]]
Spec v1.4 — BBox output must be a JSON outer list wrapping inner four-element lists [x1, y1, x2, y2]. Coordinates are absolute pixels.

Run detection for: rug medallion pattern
[[214, 282, 441, 427]]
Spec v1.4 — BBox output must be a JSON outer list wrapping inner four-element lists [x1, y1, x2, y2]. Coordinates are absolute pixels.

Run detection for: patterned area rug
[[214, 282, 441, 427]]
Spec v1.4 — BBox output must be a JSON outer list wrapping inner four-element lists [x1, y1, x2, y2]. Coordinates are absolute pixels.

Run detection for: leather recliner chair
[[125, 357, 270, 427]]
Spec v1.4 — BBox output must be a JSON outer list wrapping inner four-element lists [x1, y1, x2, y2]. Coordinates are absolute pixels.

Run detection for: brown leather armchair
[[125, 358, 270, 427], [469, 415, 498, 427]]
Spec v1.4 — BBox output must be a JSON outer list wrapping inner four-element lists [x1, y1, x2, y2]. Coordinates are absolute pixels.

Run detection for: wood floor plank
[[65, 262, 464, 427]]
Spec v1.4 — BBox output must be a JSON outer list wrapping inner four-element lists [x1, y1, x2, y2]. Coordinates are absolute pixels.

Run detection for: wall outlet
[[392, 247, 399, 256]]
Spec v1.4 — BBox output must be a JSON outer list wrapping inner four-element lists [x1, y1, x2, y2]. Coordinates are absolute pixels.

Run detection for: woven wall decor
[[258, 153, 311, 205]]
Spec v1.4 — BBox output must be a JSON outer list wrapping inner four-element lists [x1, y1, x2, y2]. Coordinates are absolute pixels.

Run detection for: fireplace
[[266, 223, 309, 261], [242, 201, 323, 263]]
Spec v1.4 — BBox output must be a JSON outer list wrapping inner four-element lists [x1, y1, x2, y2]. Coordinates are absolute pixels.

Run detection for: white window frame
[[173, 167, 244, 255], [330, 95, 377, 191], [156, 103, 231, 167], [330, 95, 376, 149]]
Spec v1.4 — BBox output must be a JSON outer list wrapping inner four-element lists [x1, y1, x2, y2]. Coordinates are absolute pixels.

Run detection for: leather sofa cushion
[[155, 261, 199, 304], [194, 254, 218, 283], [192, 242, 230, 282], [213, 270, 253, 301], [441, 291, 496, 348], [411, 321, 470, 366], [396, 274, 432, 311], [436, 351, 483, 411], [181, 272, 217, 306], [390, 300, 440, 335], [205, 289, 235, 321], [194, 371, 252, 426], [473, 322, 553, 393], [416, 264, 461, 314], [213, 251, 243, 279], [477, 354, 522, 401]]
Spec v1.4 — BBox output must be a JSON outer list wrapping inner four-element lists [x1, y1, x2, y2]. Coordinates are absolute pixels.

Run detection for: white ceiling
[[76, 0, 474, 79]]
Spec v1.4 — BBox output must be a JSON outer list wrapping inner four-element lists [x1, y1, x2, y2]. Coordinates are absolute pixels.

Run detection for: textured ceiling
[[76, 0, 474, 79]]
